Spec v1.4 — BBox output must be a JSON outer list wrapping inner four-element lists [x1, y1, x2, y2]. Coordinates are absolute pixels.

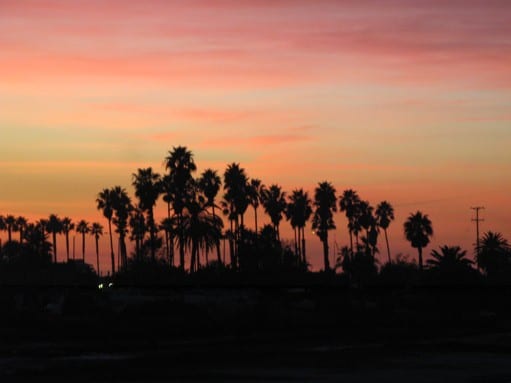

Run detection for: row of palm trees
[[0, 214, 104, 274], [89, 145, 437, 273]]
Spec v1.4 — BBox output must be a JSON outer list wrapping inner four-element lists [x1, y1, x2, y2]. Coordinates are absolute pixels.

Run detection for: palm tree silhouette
[[223, 163, 249, 267], [248, 178, 264, 233], [4, 215, 16, 242], [404, 211, 433, 271], [339, 189, 361, 252], [159, 217, 175, 266], [164, 146, 196, 270], [262, 184, 287, 241], [129, 208, 146, 259], [90, 222, 103, 275], [312, 181, 337, 271], [96, 188, 116, 274], [132, 167, 162, 261], [0, 215, 5, 249], [198, 168, 222, 263], [15, 216, 27, 244], [427, 245, 473, 272], [61, 217, 74, 262], [76, 220, 90, 262], [47, 214, 63, 263], [375, 201, 395, 264], [476, 231, 510, 277], [110, 186, 133, 270], [286, 189, 312, 265]]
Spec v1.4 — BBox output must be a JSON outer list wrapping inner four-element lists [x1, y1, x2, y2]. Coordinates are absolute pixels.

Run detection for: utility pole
[[471, 206, 484, 266]]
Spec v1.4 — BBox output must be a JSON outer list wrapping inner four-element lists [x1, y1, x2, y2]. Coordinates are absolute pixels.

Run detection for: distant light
[[108, 283, 113, 288], [98, 283, 104, 290]]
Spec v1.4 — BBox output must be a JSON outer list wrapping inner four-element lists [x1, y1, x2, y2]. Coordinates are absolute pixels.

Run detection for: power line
[[470, 206, 484, 266]]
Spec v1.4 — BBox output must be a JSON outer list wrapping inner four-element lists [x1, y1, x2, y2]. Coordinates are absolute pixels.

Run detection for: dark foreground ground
[[1, 285, 511, 382]]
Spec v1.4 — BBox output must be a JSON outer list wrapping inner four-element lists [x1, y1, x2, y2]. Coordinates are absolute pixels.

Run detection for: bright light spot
[[98, 283, 104, 290], [108, 283, 113, 288]]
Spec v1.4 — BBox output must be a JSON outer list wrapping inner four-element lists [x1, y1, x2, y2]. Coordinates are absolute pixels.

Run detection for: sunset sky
[[1, 0, 510, 271]]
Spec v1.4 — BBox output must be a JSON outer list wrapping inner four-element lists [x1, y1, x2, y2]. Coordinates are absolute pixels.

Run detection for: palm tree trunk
[[149, 207, 156, 261], [254, 207, 258, 233], [65, 232, 70, 262], [322, 236, 330, 271], [108, 219, 115, 275], [212, 205, 222, 263], [349, 230, 353, 253], [52, 232, 57, 263], [294, 227, 298, 258], [301, 227, 307, 265], [82, 233, 86, 262], [384, 228, 391, 264], [95, 236, 100, 276], [120, 234, 127, 270], [178, 213, 185, 270], [418, 246, 423, 271], [7, 227, 12, 243]]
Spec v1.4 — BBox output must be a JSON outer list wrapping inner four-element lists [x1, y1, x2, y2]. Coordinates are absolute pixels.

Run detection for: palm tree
[[46, 214, 63, 263], [198, 168, 222, 263], [96, 188, 116, 275], [375, 201, 395, 264], [76, 220, 90, 262], [0, 215, 5, 249], [15, 216, 27, 244], [261, 184, 287, 241], [312, 181, 337, 271], [223, 163, 249, 267], [110, 186, 133, 270], [477, 231, 510, 277], [4, 215, 16, 242], [132, 167, 162, 261], [339, 189, 361, 252], [160, 217, 176, 266], [182, 198, 223, 272], [404, 211, 433, 271], [427, 245, 473, 272], [61, 217, 74, 262], [129, 208, 146, 259], [90, 222, 103, 275], [164, 146, 197, 269], [286, 189, 312, 265], [248, 178, 264, 233]]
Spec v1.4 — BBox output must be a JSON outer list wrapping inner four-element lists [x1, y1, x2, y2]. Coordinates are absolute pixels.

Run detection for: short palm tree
[[286, 189, 312, 265], [477, 231, 510, 277], [132, 167, 162, 261], [312, 181, 337, 271], [4, 215, 16, 243], [15, 216, 28, 244], [261, 184, 287, 241], [375, 201, 395, 264], [427, 245, 473, 272], [46, 214, 63, 263], [339, 189, 361, 252], [248, 178, 264, 233], [61, 217, 74, 261], [198, 168, 222, 263], [90, 222, 103, 275], [110, 186, 133, 270], [76, 220, 90, 262], [404, 211, 433, 271]]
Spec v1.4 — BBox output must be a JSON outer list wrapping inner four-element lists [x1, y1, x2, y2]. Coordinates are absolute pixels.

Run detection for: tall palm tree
[[164, 146, 196, 269], [61, 217, 74, 262], [90, 222, 103, 275], [76, 220, 90, 262], [15, 216, 27, 244], [132, 167, 162, 261], [4, 215, 16, 243], [110, 186, 133, 270], [160, 217, 176, 266], [0, 215, 5, 249], [339, 189, 361, 252], [312, 181, 337, 271], [198, 168, 222, 263], [46, 214, 63, 263], [261, 184, 287, 241], [404, 211, 433, 271], [97, 188, 116, 274], [477, 231, 510, 277], [375, 201, 395, 264], [286, 188, 312, 265], [248, 178, 264, 233]]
